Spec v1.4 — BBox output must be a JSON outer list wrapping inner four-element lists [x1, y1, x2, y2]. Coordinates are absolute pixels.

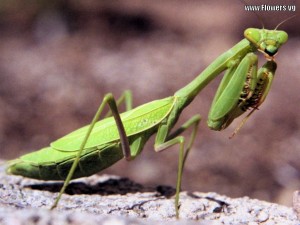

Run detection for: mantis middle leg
[[154, 114, 201, 218]]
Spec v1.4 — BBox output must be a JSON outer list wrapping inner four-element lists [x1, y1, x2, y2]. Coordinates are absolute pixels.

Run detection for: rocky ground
[[0, 163, 299, 225]]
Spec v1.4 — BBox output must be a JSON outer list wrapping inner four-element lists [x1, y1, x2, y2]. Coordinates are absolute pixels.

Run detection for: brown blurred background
[[0, 0, 299, 206]]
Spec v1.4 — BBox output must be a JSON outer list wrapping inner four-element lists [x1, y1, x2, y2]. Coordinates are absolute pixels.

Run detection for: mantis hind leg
[[51, 93, 131, 209], [104, 90, 133, 117], [154, 114, 201, 218]]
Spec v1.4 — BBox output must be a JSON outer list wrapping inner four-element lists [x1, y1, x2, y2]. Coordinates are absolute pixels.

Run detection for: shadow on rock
[[25, 177, 176, 197]]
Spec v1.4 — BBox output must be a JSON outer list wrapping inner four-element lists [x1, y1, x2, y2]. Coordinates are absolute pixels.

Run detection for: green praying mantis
[[6, 21, 290, 218]]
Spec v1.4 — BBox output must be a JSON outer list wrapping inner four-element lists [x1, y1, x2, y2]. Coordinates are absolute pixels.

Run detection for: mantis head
[[244, 28, 288, 60]]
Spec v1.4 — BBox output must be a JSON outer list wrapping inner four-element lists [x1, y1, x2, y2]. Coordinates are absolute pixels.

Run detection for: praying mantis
[[6, 23, 289, 218]]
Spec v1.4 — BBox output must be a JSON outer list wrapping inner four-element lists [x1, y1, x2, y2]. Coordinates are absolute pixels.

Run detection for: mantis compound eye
[[244, 28, 261, 45]]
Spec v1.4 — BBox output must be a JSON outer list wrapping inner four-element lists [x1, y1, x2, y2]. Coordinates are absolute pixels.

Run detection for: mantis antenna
[[275, 14, 297, 30]]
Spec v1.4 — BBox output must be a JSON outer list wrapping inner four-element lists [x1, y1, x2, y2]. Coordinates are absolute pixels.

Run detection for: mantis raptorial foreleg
[[154, 114, 201, 218], [51, 93, 131, 209], [229, 60, 277, 137], [208, 53, 259, 130]]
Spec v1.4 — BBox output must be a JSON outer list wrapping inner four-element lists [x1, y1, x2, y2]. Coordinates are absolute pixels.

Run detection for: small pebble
[[257, 211, 269, 222]]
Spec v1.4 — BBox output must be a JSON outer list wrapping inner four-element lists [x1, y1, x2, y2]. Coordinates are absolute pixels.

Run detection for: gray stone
[[0, 163, 299, 225]]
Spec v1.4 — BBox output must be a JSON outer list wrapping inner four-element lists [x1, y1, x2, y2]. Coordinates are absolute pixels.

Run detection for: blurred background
[[0, 0, 299, 206]]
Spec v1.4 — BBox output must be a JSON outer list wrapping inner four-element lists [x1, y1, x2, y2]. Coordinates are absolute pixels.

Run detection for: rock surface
[[0, 163, 299, 225]]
